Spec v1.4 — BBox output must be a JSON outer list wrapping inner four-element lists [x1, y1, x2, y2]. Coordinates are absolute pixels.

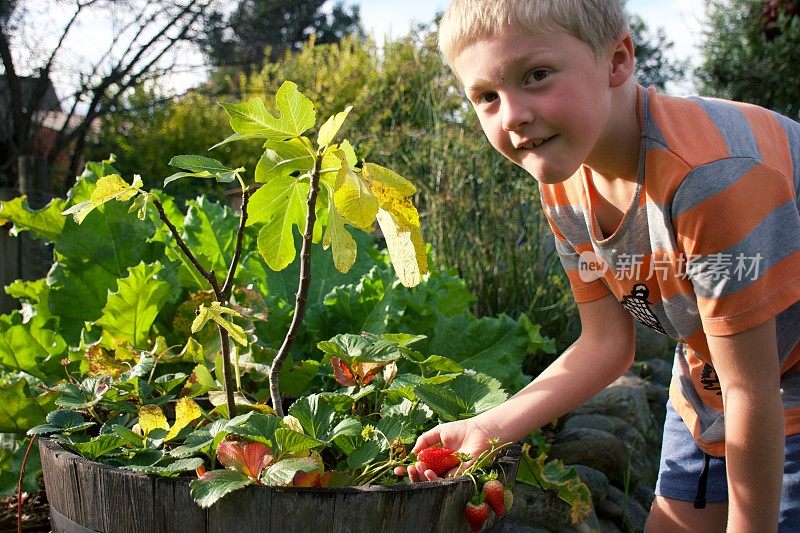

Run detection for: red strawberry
[[482, 479, 506, 517], [464, 500, 490, 532], [417, 446, 460, 476]]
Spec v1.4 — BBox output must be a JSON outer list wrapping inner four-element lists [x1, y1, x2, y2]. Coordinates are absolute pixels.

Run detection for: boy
[[397, 1, 800, 530]]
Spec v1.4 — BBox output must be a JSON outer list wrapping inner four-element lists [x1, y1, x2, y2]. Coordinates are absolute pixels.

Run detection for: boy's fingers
[[412, 431, 442, 453], [393, 466, 407, 477]]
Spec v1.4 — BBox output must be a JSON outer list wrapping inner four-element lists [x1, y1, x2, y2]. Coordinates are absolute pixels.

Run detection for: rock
[[573, 376, 660, 444], [560, 504, 602, 533], [600, 485, 649, 533], [508, 483, 572, 531], [571, 465, 609, 507], [547, 428, 633, 487], [635, 322, 675, 359], [632, 483, 655, 512], [494, 516, 551, 532], [597, 518, 623, 532], [563, 414, 656, 487]]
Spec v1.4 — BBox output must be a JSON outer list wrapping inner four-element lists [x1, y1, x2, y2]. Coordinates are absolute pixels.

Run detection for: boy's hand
[[394, 418, 496, 482]]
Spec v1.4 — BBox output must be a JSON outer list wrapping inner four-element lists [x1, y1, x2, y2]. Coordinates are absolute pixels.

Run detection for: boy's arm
[[707, 317, 783, 533], [472, 293, 636, 443]]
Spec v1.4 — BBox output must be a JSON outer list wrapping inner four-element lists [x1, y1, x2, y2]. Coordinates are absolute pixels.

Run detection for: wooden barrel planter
[[39, 439, 520, 533]]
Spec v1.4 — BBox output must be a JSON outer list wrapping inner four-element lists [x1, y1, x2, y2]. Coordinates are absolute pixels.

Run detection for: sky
[[20, 0, 707, 102]]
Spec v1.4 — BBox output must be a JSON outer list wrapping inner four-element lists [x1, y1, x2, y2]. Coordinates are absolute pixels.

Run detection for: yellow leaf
[[317, 106, 353, 147], [62, 174, 139, 224], [333, 166, 378, 231], [191, 302, 248, 346], [138, 404, 168, 436], [164, 397, 202, 441], [362, 163, 416, 197], [376, 208, 428, 288], [323, 196, 357, 273]]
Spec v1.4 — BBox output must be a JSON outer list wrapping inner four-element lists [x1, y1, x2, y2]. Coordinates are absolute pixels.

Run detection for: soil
[[0, 490, 50, 533]]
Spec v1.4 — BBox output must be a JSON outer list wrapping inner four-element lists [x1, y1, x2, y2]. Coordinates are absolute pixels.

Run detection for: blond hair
[[438, 0, 628, 65]]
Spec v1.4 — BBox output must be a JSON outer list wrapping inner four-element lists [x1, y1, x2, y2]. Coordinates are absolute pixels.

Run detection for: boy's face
[[452, 26, 616, 184]]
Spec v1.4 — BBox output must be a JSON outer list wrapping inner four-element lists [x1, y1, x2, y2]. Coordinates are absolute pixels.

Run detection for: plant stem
[[151, 188, 251, 420], [17, 435, 38, 533], [269, 151, 324, 417]]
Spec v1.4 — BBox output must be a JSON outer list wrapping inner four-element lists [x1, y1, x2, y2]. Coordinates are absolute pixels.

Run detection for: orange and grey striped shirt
[[540, 85, 800, 456]]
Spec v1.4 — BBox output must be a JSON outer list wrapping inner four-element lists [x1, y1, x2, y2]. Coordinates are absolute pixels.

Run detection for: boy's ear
[[608, 32, 635, 88]]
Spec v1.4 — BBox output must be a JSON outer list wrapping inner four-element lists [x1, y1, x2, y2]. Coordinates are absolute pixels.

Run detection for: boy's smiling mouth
[[516, 135, 557, 150]]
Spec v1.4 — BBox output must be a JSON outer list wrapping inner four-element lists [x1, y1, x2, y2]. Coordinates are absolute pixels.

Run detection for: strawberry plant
[[4, 81, 526, 509]]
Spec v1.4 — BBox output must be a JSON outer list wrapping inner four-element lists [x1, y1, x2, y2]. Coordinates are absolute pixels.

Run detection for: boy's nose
[[501, 100, 534, 132]]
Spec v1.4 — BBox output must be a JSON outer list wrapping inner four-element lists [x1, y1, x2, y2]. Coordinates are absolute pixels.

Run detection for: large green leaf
[[49, 187, 160, 343], [0, 313, 65, 381], [254, 138, 314, 184], [254, 176, 308, 271], [190, 470, 253, 508], [165, 155, 242, 185], [0, 195, 67, 242], [224, 411, 282, 446], [0, 379, 58, 433], [183, 197, 238, 276], [287, 394, 337, 442], [95, 262, 171, 348], [27, 409, 95, 436], [273, 428, 324, 455], [219, 81, 315, 140], [419, 313, 533, 393], [260, 456, 319, 486], [414, 372, 507, 422]]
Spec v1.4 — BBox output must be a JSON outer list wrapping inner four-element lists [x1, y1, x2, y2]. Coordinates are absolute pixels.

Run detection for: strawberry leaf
[[190, 470, 254, 509]]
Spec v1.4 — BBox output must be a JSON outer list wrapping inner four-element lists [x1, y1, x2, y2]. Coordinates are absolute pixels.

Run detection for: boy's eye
[[526, 69, 550, 83], [479, 92, 498, 104]]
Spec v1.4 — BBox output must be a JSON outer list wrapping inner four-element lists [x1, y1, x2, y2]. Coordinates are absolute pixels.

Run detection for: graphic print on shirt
[[620, 283, 667, 334], [700, 363, 722, 396]]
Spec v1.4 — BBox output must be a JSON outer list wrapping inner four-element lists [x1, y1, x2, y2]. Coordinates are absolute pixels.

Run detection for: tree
[[629, 12, 689, 90], [0, 0, 211, 190], [200, 0, 363, 72], [696, 0, 800, 118]]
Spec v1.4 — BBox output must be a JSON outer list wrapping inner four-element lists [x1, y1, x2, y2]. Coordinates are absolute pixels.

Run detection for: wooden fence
[[1, 156, 54, 313]]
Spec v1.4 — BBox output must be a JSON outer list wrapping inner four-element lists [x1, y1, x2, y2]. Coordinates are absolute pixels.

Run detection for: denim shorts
[[655, 400, 800, 530]]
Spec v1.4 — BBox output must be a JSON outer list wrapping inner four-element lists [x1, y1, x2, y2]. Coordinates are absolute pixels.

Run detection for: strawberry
[[482, 479, 506, 517], [464, 499, 490, 532], [503, 488, 514, 513], [416, 446, 460, 477]]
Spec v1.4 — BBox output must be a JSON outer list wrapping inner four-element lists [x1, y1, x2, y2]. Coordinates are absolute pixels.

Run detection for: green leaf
[[124, 457, 204, 477], [273, 428, 324, 455], [95, 262, 171, 348], [183, 364, 218, 398], [286, 394, 337, 442], [0, 314, 65, 381], [317, 106, 353, 147], [165, 155, 242, 185], [414, 372, 507, 422], [190, 470, 254, 508], [220, 81, 315, 140], [260, 456, 319, 486], [254, 176, 308, 271], [65, 434, 128, 461], [183, 197, 238, 277], [0, 380, 58, 433], [224, 412, 282, 446], [27, 409, 95, 436], [346, 440, 381, 470], [255, 138, 314, 184], [316, 333, 401, 365], [170, 429, 214, 458], [0, 195, 67, 242]]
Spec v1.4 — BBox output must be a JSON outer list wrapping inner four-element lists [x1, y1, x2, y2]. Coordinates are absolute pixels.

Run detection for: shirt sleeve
[[540, 199, 610, 304], [671, 158, 800, 336]]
